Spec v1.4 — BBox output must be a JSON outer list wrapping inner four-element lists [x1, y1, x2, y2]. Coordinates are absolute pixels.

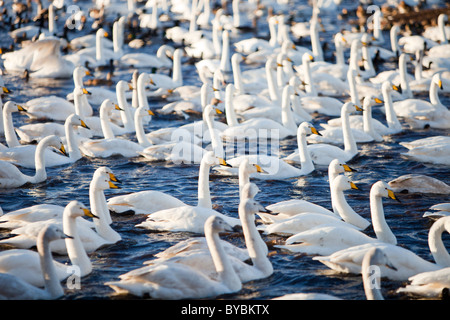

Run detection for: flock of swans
[[0, 0, 449, 301]]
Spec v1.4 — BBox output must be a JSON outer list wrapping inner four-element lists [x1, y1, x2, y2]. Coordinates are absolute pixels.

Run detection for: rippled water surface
[[0, 0, 449, 301]]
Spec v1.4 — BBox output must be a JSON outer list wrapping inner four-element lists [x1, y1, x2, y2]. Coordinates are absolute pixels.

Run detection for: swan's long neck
[[362, 103, 382, 141], [172, 50, 182, 87], [96, 32, 104, 62], [204, 108, 224, 159], [310, 21, 324, 61], [239, 203, 272, 275], [268, 19, 278, 47], [297, 130, 314, 173], [414, 51, 423, 81], [31, 139, 49, 184], [112, 20, 122, 54], [341, 108, 358, 155], [429, 79, 442, 107], [212, 20, 222, 57], [37, 233, 64, 298], [48, 4, 56, 35], [90, 184, 121, 243], [382, 86, 401, 131], [281, 87, 297, 133], [362, 44, 375, 78], [439, 15, 448, 44], [63, 213, 92, 276], [65, 118, 82, 161], [134, 110, 152, 147], [100, 106, 115, 139], [332, 185, 367, 228], [291, 93, 312, 121], [303, 58, 316, 96], [232, 55, 245, 95], [3, 109, 21, 148], [266, 60, 280, 103], [370, 191, 397, 245], [428, 218, 450, 267], [137, 76, 149, 109], [348, 70, 360, 105], [373, 11, 384, 43], [362, 249, 384, 300], [390, 27, 399, 57], [197, 157, 213, 209], [117, 85, 134, 132], [225, 85, 239, 127], [399, 55, 412, 98], [335, 38, 345, 66], [219, 31, 232, 75], [205, 224, 241, 291]]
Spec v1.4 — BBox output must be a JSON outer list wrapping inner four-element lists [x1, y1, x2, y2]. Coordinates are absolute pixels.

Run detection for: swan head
[[73, 86, 91, 97], [74, 65, 91, 79], [92, 166, 121, 190], [42, 135, 69, 157], [329, 159, 356, 174], [97, 28, 108, 38], [4, 101, 26, 113], [202, 151, 230, 168], [343, 102, 363, 113], [67, 113, 90, 130], [240, 197, 269, 216], [135, 105, 155, 117], [241, 182, 260, 199], [364, 95, 384, 108], [205, 216, 234, 234], [65, 200, 98, 219], [361, 33, 373, 46], [302, 52, 314, 63], [371, 181, 400, 202], [432, 73, 443, 90], [363, 247, 397, 272], [40, 224, 72, 243], [298, 122, 321, 136], [100, 99, 122, 113], [333, 175, 358, 192], [239, 157, 268, 175], [117, 80, 131, 92]]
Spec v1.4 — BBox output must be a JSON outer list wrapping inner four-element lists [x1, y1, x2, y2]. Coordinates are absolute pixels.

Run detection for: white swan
[[23, 93, 77, 122], [424, 203, 450, 219], [276, 180, 399, 255], [0, 224, 67, 300], [388, 174, 450, 194], [0, 135, 68, 188], [312, 210, 450, 281], [147, 48, 183, 91], [195, 29, 232, 79], [106, 216, 242, 299], [0, 201, 96, 287], [272, 247, 396, 300], [399, 135, 450, 166], [119, 44, 174, 69], [392, 73, 450, 129], [78, 99, 144, 158], [136, 152, 241, 234], [307, 102, 361, 167], [1, 113, 88, 168], [397, 265, 450, 298]]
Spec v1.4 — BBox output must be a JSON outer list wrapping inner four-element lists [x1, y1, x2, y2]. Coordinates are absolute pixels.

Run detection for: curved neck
[[96, 32, 103, 62], [428, 218, 450, 266], [65, 118, 82, 161], [362, 103, 381, 141], [281, 88, 297, 133], [3, 108, 21, 147], [303, 59, 316, 96], [362, 251, 384, 300], [268, 19, 278, 47], [117, 84, 134, 132], [399, 55, 412, 98], [63, 213, 92, 276], [341, 108, 358, 154], [335, 38, 345, 66], [172, 50, 182, 87], [332, 185, 362, 226], [137, 76, 150, 109], [225, 86, 239, 127], [429, 79, 442, 106], [370, 191, 397, 244], [439, 16, 448, 44], [414, 51, 423, 81], [134, 111, 152, 147], [362, 44, 375, 77], [291, 93, 312, 121], [390, 28, 399, 56], [239, 204, 272, 275], [382, 86, 401, 130], [212, 20, 222, 56], [297, 130, 314, 173], [219, 32, 231, 74], [204, 109, 224, 159], [232, 55, 245, 95], [31, 139, 48, 184], [90, 183, 121, 243], [266, 60, 280, 103], [197, 158, 212, 209], [37, 234, 64, 298], [205, 225, 241, 291], [100, 106, 115, 139], [328, 168, 339, 215], [112, 21, 122, 54], [348, 70, 360, 105], [310, 21, 323, 61]]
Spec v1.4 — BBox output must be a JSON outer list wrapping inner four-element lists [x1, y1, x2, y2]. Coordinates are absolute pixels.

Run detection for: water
[[0, 0, 449, 302]]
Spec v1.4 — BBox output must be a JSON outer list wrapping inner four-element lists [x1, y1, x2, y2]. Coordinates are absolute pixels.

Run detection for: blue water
[[0, 0, 449, 301]]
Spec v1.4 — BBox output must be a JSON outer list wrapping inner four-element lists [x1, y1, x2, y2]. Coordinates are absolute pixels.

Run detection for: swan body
[[0, 135, 68, 188], [0, 201, 95, 287], [106, 216, 242, 299], [397, 265, 450, 298], [0, 225, 67, 300], [388, 174, 450, 194], [424, 203, 450, 219], [399, 136, 450, 166]]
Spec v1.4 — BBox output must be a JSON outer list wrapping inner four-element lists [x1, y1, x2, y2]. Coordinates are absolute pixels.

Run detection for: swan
[[306, 102, 361, 167], [220, 85, 299, 141], [0, 201, 96, 287], [23, 93, 77, 122], [422, 14, 450, 43], [424, 203, 450, 219], [309, 95, 381, 145], [388, 174, 450, 194], [0, 135, 68, 188], [147, 48, 183, 91], [312, 210, 450, 281], [145, 183, 273, 283], [397, 265, 450, 298], [217, 122, 320, 180], [195, 29, 232, 79], [1, 101, 27, 148], [2, 39, 75, 79], [392, 73, 450, 129], [0, 224, 67, 300], [106, 215, 242, 299], [272, 247, 396, 300], [259, 159, 355, 224], [399, 135, 450, 166], [119, 44, 174, 69], [78, 99, 144, 158], [1, 113, 89, 168], [275, 180, 399, 255], [136, 154, 241, 233]]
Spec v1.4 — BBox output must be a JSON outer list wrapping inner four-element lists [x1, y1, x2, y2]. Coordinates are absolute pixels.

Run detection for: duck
[[0, 201, 97, 287], [78, 99, 145, 158], [275, 180, 399, 256], [2, 113, 89, 168], [312, 209, 450, 281], [306, 102, 361, 167], [399, 135, 450, 166], [106, 215, 242, 299], [0, 224, 68, 300], [0, 135, 68, 189]]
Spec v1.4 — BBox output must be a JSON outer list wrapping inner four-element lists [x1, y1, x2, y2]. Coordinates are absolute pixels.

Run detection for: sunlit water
[[0, 0, 449, 301]]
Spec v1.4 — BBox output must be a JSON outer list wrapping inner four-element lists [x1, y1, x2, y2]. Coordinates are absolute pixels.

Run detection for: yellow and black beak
[[82, 88, 92, 95], [342, 164, 357, 172], [387, 188, 401, 202], [355, 105, 364, 112], [350, 181, 358, 190], [85, 70, 91, 76], [114, 104, 123, 111], [104, 31, 109, 38], [17, 105, 26, 112], [149, 78, 156, 86], [148, 109, 155, 116], [254, 164, 268, 174], [2, 86, 11, 94], [219, 158, 232, 167], [374, 97, 384, 104], [108, 181, 120, 189], [83, 208, 99, 219], [80, 119, 90, 130], [438, 80, 443, 90], [311, 126, 322, 136], [128, 83, 134, 91], [392, 84, 402, 94], [109, 173, 121, 184], [214, 107, 223, 115], [59, 143, 69, 157]]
